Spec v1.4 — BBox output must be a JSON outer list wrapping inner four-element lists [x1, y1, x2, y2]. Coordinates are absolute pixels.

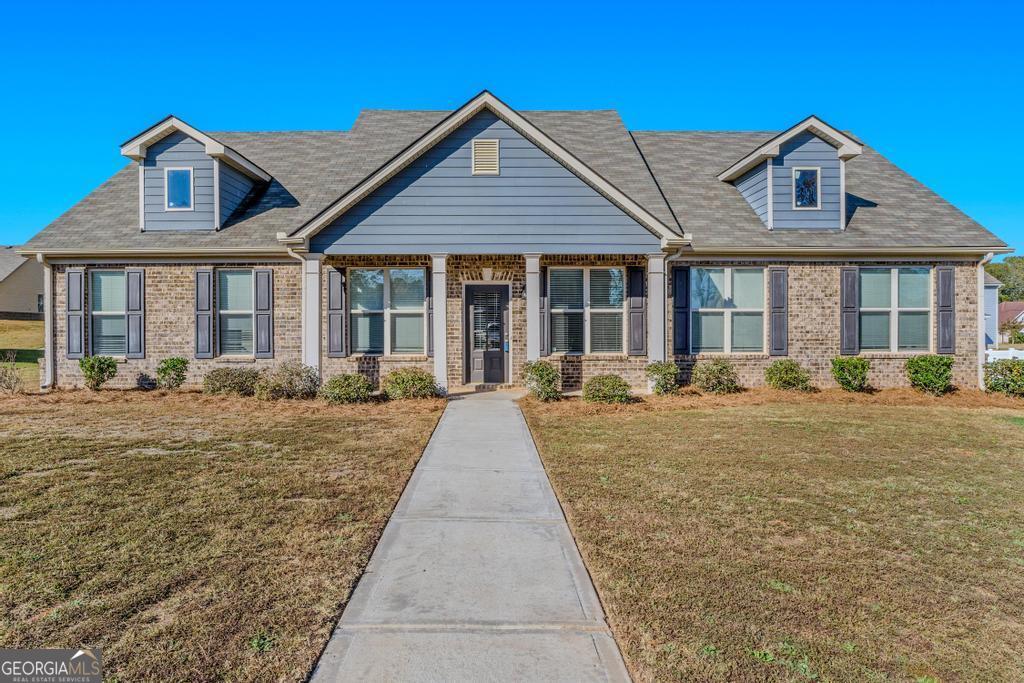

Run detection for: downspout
[[37, 254, 54, 390], [978, 252, 995, 389]]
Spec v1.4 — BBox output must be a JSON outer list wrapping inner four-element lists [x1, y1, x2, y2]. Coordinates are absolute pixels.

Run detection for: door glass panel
[[472, 290, 502, 351]]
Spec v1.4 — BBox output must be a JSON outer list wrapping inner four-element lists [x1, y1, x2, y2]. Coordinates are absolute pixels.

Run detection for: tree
[[986, 257, 1024, 302]]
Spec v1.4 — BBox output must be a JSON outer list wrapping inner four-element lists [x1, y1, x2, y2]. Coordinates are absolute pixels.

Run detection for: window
[[37, 293, 43, 313], [349, 268, 426, 355], [690, 267, 764, 353], [472, 139, 499, 175], [859, 267, 931, 352], [165, 167, 193, 210], [218, 270, 254, 355], [549, 267, 625, 354], [792, 167, 820, 209], [90, 270, 126, 355]]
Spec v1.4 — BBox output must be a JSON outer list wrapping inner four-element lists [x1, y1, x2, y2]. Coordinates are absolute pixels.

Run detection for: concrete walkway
[[311, 391, 630, 682]]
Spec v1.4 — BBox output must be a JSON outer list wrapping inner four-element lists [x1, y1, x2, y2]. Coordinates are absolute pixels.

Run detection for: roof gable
[[283, 91, 686, 250], [0, 247, 28, 282]]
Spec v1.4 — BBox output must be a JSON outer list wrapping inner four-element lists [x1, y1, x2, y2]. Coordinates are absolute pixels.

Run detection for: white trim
[[689, 266, 767, 354], [471, 138, 500, 175], [839, 159, 847, 230], [299, 255, 322, 370], [163, 167, 194, 212], [856, 266, 933, 353], [977, 259, 987, 388], [216, 268, 256, 357], [212, 158, 221, 230], [41, 258, 53, 388], [120, 115, 271, 183], [137, 162, 145, 231], [524, 253, 541, 361], [765, 159, 774, 230], [547, 266, 628, 355], [718, 115, 863, 182], [647, 254, 666, 363], [282, 91, 687, 249], [791, 167, 821, 211], [431, 254, 448, 390]]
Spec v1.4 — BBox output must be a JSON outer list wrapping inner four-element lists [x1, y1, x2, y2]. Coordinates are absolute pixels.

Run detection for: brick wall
[[51, 262, 301, 389]]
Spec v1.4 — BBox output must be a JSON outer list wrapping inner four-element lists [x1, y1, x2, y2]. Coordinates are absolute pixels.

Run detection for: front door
[[464, 285, 509, 384]]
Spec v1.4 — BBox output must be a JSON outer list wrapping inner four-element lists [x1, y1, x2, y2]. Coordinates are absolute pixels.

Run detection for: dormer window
[[793, 168, 820, 210], [165, 167, 194, 211]]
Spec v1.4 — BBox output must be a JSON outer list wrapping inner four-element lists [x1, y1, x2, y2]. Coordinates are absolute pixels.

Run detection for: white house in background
[[0, 246, 44, 319]]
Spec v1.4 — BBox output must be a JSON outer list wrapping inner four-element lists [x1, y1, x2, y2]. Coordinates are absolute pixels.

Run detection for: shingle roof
[[23, 111, 1007, 254], [0, 246, 28, 282], [999, 301, 1024, 325], [985, 272, 1003, 286]]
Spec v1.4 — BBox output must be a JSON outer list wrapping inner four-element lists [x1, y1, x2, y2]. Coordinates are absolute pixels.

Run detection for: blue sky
[[1, 0, 1021, 258]]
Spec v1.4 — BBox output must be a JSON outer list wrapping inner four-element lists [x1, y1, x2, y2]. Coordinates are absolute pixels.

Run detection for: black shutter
[[66, 269, 84, 359], [627, 266, 646, 356], [768, 267, 788, 356], [126, 268, 145, 359], [672, 266, 689, 355], [254, 269, 274, 358], [840, 267, 859, 355], [936, 266, 956, 354], [327, 268, 347, 357], [539, 266, 550, 356], [425, 266, 433, 358], [195, 269, 214, 359]]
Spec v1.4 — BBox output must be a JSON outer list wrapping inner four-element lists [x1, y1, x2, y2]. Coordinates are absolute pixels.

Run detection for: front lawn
[[0, 391, 443, 681], [522, 389, 1024, 682]]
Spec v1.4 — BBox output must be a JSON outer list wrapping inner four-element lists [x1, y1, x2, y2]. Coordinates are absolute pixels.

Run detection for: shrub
[[156, 357, 189, 390], [582, 374, 632, 404], [523, 360, 561, 401], [831, 357, 871, 392], [320, 373, 374, 404], [381, 367, 440, 400], [0, 351, 23, 393], [691, 359, 741, 394], [764, 359, 812, 392], [984, 359, 1024, 397], [905, 355, 954, 395], [79, 356, 118, 391], [254, 361, 321, 401], [202, 367, 262, 397], [646, 361, 679, 395]]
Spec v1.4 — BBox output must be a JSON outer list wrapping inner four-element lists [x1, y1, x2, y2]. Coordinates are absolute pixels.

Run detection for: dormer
[[120, 116, 271, 231], [719, 115, 863, 230]]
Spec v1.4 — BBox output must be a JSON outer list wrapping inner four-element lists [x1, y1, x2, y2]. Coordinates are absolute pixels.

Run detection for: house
[[0, 246, 44, 320], [18, 91, 1010, 391], [984, 272, 1002, 347], [999, 301, 1024, 344]]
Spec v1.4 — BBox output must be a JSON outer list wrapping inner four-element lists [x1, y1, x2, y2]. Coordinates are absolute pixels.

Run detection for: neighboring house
[[983, 272, 1002, 347], [0, 246, 44, 320], [18, 91, 1010, 391], [999, 301, 1024, 344]]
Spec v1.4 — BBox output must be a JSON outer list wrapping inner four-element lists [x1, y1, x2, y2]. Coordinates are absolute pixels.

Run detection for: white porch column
[[40, 256, 53, 389], [431, 253, 448, 391], [301, 255, 324, 371], [647, 253, 667, 363], [525, 253, 541, 361]]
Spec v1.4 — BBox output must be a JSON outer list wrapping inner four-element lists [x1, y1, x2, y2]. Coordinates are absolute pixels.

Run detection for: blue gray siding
[[735, 162, 768, 226], [770, 131, 842, 229], [143, 132, 215, 231], [219, 163, 254, 225], [311, 111, 661, 254], [984, 283, 999, 347]]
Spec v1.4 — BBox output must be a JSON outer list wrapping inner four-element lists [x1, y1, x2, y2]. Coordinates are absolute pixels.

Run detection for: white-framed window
[[859, 267, 931, 352], [792, 167, 820, 210], [165, 167, 194, 211], [90, 270, 126, 356], [37, 293, 43, 313], [471, 139, 500, 175], [349, 268, 426, 355], [690, 267, 765, 353], [217, 269, 254, 355], [549, 267, 626, 354]]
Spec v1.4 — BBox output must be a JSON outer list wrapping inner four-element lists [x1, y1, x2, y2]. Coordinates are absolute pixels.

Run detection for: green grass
[[523, 391, 1024, 682], [0, 318, 43, 389], [0, 392, 444, 681]]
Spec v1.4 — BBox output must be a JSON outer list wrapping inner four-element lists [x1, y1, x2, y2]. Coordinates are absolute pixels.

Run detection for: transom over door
[[464, 285, 509, 384]]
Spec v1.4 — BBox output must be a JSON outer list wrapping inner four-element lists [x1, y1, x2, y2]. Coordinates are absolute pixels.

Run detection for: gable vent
[[472, 139, 499, 175]]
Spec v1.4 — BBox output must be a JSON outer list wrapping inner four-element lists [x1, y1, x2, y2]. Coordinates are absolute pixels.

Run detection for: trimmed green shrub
[[381, 367, 440, 400], [523, 360, 561, 401], [905, 355, 954, 395], [691, 359, 741, 394], [582, 374, 632, 404], [646, 361, 679, 395], [320, 373, 374, 404], [79, 356, 118, 391], [831, 357, 871, 392], [764, 359, 812, 392], [984, 359, 1024, 397], [254, 361, 321, 401], [202, 367, 262, 397], [156, 357, 189, 390]]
